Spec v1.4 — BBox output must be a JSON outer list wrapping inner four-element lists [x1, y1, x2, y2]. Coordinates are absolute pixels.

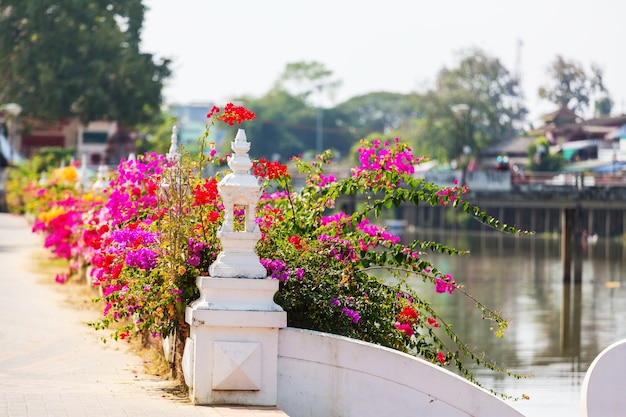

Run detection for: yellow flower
[[53, 166, 78, 183], [38, 207, 66, 225]]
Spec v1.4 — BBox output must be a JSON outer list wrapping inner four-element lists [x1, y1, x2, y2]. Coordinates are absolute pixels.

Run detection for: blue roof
[[593, 161, 626, 173], [612, 124, 626, 139]]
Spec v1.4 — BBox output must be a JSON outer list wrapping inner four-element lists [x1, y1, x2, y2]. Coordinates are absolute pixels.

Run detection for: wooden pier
[[406, 176, 626, 283]]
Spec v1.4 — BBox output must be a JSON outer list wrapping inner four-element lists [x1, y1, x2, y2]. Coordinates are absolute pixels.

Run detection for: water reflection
[[401, 231, 626, 417]]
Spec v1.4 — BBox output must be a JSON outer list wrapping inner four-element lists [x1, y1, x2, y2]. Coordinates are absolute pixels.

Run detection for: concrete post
[[183, 129, 287, 405], [92, 165, 110, 194]]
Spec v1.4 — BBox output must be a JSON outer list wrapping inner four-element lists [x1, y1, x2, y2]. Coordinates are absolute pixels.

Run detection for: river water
[[399, 230, 626, 417]]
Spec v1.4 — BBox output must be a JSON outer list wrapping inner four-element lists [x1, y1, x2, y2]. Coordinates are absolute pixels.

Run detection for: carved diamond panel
[[212, 341, 261, 390]]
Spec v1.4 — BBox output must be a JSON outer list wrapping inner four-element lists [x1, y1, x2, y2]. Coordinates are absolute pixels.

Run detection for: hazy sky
[[141, 0, 626, 125]]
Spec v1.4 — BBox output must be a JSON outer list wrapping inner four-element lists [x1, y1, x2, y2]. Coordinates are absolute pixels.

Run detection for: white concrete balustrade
[[276, 329, 525, 417]]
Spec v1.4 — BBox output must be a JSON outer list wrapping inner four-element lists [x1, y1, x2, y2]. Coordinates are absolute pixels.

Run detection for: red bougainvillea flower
[[427, 317, 439, 327], [192, 178, 219, 206], [397, 305, 418, 323], [206, 105, 220, 119], [253, 158, 289, 180], [214, 103, 256, 125], [287, 234, 306, 250], [436, 351, 447, 364], [207, 211, 220, 223]]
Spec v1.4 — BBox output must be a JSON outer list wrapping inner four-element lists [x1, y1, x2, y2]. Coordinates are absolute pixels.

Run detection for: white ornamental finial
[[227, 129, 252, 174], [78, 153, 91, 190], [167, 125, 180, 162], [39, 171, 48, 186], [208, 128, 265, 278]]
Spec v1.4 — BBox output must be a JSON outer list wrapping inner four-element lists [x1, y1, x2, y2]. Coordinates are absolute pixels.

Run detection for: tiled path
[[0, 213, 288, 417]]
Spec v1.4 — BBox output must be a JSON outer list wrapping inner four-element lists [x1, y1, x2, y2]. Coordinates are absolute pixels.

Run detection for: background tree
[[274, 61, 342, 105], [590, 64, 613, 116], [538, 56, 611, 116], [333, 92, 425, 140], [411, 48, 526, 164], [0, 0, 171, 125], [133, 111, 179, 156], [235, 62, 357, 161], [274, 61, 344, 155], [237, 88, 358, 161], [236, 90, 310, 160]]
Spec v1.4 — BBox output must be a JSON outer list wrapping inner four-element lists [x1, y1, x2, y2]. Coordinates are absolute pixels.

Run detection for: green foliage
[[334, 92, 426, 142], [28, 147, 75, 174], [527, 136, 565, 172], [134, 111, 180, 155], [237, 89, 357, 160], [4, 147, 75, 213], [4, 164, 36, 214], [235, 60, 477, 165], [594, 95, 614, 117], [0, 0, 171, 125], [235, 90, 310, 159]]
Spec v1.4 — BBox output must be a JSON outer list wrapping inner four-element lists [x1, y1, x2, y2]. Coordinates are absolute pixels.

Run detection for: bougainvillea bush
[[254, 140, 527, 392], [21, 103, 527, 395], [29, 165, 105, 283]]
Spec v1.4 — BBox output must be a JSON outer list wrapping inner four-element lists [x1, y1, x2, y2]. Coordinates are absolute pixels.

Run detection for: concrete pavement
[[0, 213, 288, 417]]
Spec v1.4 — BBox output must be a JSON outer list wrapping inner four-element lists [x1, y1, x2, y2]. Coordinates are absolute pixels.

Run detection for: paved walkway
[[0, 213, 288, 417]]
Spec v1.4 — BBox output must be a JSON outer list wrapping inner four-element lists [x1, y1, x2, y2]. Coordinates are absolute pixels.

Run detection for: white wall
[[581, 339, 626, 417], [277, 328, 525, 417]]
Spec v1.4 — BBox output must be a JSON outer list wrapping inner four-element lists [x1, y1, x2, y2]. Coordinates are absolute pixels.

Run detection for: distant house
[[536, 106, 626, 163], [478, 106, 626, 173], [539, 106, 582, 144], [478, 136, 536, 170], [19, 117, 80, 157], [14, 117, 122, 168], [82, 120, 121, 167]]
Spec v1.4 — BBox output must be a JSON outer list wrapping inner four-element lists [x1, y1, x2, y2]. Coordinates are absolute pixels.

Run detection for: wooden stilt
[[561, 208, 573, 283]]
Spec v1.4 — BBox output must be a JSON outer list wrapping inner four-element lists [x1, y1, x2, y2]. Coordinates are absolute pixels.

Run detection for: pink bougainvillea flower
[[435, 274, 457, 294], [395, 322, 414, 337], [342, 307, 360, 324]]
